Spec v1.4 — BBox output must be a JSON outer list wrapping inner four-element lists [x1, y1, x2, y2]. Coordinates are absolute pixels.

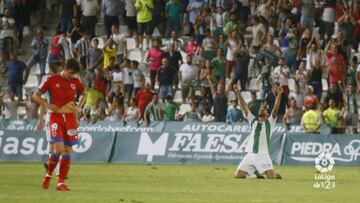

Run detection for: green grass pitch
[[0, 163, 359, 203]]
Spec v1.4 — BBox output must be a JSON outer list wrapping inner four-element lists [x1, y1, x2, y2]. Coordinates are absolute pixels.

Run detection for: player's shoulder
[[42, 74, 60, 83]]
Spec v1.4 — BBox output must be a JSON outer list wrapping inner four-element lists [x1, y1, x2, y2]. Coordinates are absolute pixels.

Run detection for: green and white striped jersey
[[245, 112, 276, 154]]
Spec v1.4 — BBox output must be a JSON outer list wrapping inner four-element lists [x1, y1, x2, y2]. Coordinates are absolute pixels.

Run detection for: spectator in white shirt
[[273, 57, 290, 96], [179, 55, 199, 103]]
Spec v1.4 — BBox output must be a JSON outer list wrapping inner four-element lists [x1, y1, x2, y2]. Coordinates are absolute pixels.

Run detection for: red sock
[[47, 152, 59, 177], [58, 155, 71, 183]]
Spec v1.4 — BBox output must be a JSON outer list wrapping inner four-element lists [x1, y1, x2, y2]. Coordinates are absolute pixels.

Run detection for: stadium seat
[[256, 91, 262, 99], [126, 38, 137, 50], [322, 78, 328, 92], [119, 25, 128, 34], [128, 50, 142, 62], [241, 91, 252, 103], [288, 78, 296, 92], [248, 78, 260, 92], [173, 90, 182, 103], [179, 104, 191, 115]]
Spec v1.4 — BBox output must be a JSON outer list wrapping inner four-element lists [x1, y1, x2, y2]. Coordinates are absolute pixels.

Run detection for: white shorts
[[45, 111, 51, 142], [237, 153, 274, 174]]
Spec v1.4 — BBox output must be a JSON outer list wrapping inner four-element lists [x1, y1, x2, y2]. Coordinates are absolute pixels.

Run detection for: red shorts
[[49, 112, 79, 146]]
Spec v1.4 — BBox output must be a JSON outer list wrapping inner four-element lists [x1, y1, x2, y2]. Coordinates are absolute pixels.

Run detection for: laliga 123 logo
[[315, 152, 335, 173], [313, 152, 336, 189]]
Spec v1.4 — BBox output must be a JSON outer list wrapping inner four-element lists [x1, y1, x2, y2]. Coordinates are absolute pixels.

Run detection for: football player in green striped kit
[[234, 84, 282, 179]]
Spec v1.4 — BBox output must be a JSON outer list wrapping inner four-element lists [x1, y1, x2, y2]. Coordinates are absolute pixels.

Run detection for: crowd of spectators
[[0, 0, 360, 134]]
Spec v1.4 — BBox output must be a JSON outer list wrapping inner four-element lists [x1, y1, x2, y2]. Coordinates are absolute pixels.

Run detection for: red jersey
[[39, 75, 84, 108], [147, 48, 164, 71], [136, 90, 154, 112]]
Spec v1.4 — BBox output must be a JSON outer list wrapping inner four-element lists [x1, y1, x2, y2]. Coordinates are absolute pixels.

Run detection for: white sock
[[245, 173, 257, 179]]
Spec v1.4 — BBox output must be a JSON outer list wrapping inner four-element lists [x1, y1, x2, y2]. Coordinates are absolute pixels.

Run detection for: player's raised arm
[[271, 86, 283, 119], [234, 84, 250, 117]]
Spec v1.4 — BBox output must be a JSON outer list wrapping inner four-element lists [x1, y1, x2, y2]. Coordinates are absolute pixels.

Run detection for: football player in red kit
[[33, 59, 87, 191]]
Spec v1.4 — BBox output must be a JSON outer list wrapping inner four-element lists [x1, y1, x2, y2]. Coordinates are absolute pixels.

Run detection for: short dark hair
[[132, 60, 139, 66], [64, 59, 80, 73]]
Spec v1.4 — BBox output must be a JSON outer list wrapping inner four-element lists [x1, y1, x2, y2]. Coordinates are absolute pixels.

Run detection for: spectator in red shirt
[[304, 86, 318, 111], [136, 83, 154, 119], [146, 38, 164, 90], [325, 41, 345, 84], [185, 36, 198, 56]]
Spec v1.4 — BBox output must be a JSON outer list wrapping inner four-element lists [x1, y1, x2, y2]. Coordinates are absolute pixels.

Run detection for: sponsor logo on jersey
[[67, 129, 77, 136], [71, 84, 76, 90]]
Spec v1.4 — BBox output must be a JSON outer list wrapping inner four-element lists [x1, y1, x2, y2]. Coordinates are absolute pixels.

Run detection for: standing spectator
[[202, 107, 215, 123], [208, 77, 229, 122], [343, 84, 360, 134], [288, 83, 305, 108], [322, 83, 343, 109], [59, 0, 77, 33], [226, 99, 244, 124], [86, 38, 103, 85], [69, 18, 82, 45], [5, 52, 29, 102], [24, 92, 39, 119], [0, 8, 16, 65], [58, 32, 73, 61], [27, 28, 48, 81], [283, 98, 303, 132], [12, 0, 26, 49], [224, 13, 241, 38], [179, 55, 199, 103], [156, 58, 176, 101], [250, 16, 266, 47], [199, 60, 213, 103], [135, 0, 153, 49], [306, 40, 325, 71], [347, 57, 358, 87], [265, 83, 288, 122], [301, 103, 321, 133], [301, 0, 315, 29], [225, 31, 239, 78], [123, 98, 141, 123], [48, 30, 63, 69], [273, 57, 290, 96], [144, 93, 164, 126], [304, 85, 318, 111], [122, 59, 135, 102], [125, 0, 137, 37], [164, 43, 183, 91], [136, 83, 154, 119], [202, 30, 216, 60], [146, 38, 164, 90], [131, 60, 144, 96], [320, 0, 336, 40], [211, 48, 226, 82], [110, 25, 127, 65], [257, 65, 273, 98], [165, 0, 184, 37], [163, 95, 177, 121], [351, 3, 360, 51], [102, 0, 122, 38], [185, 36, 198, 56], [323, 99, 343, 134], [74, 31, 91, 70], [186, 0, 207, 36], [295, 61, 309, 91], [106, 97, 124, 121], [3, 91, 18, 119], [233, 41, 250, 91], [326, 44, 346, 85], [81, 0, 99, 38], [103, 38, 118, 70], [178, 101, 202, 122], [151, 0, 166, 38]]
